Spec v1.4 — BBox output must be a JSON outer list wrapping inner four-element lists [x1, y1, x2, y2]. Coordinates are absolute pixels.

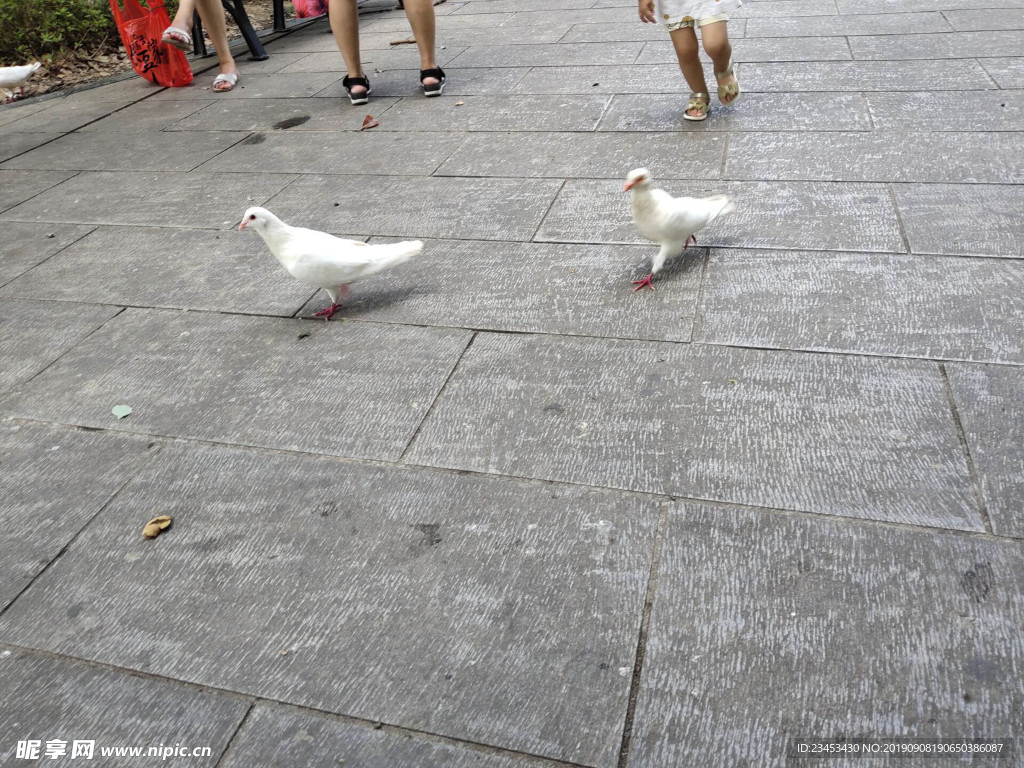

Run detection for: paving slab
[[406, 333, 980, 528], [0, 299, 120, 396], [451, 0, 593, 13], [597, 92, 871, 132], [838, 0, 1024, 10], [0, 171, 297, 228], [265, 174, 562, 241], [947, 363, 1024, 539], [0, 309, 471, 461], [276, 47, 467, 74], [733, 0, 838, 16], [894, 183, 1024, 258], [222, 704, 558, 768], [150, 72, 343, 100], [0, 226, 320, 316], [436, 132, 725, 179], [371, 94, 610, 131], [866, 90, 1024, 131], [433, 23, 575, 45], [198, 131, 464, 176], [1, 131, 249, 173], [850, 30, 1024, 60], [0, 100, 121, 134], [165, 97, 402, 132], [0, 133, 63, 164], [748, 10, 952, 36], [559, 22, 693, 43], [512, 64, 685, 94], [0, 422, 156, 612], [696, 249, 1024, 364], [627, 502, 1024, 768], [0, 170, 76, 214], [536, 179, 906, 253], [740, 59, 994, 91], [944, 8, 1024, 30], [636, 35, 851, 65], [980, 57, 1024, 88], [363, 12, 514, 31], [502, 7, 638, 25], [0, 444, 658, 767], [0, 102, 50, 128], [447, 41, 644, 68], [299, 238, 702, 340], [78, 99, 218, 132], [726, 132, 1024, 184], [0, 222, 95, 288], [316, 66, 532, 97], [0, 648, 248, 767]]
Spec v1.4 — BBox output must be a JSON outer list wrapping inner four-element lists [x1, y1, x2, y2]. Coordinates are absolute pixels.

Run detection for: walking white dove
[[239, 206, 423, 321], [0, 62, 41, 103], [623, 167, 735, 291]]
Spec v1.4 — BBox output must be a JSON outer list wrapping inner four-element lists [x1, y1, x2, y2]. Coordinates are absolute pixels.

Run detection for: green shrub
[[0, 0, 117, 64]]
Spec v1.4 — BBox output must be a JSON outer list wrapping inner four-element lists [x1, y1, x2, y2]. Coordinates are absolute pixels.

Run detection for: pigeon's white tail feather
[[363, 240, 424, 276], [706, 195, 736, 220]]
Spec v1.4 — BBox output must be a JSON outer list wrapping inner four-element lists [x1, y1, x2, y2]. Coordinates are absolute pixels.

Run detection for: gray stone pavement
[[0, 0, 1022, 765]]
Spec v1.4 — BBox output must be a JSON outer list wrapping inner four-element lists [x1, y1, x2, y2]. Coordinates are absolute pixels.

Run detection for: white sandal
[[213, 73, 239, 92], [716, 59, 740, 106], [161, 26, 193, 52]]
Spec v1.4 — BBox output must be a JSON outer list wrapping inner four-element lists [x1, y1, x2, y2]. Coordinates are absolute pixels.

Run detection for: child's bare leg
[[669, 26, 708, 117], [700, 21, 737, 104], [329, 0, 366, 95]]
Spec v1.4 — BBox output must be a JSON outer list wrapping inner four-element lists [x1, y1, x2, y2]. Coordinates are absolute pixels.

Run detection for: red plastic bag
[[293, 0, 328, 18], [109, 0, 193, 87]]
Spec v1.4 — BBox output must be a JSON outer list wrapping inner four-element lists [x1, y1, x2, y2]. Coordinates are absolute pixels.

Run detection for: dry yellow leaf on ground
[[143, 515, 172, 539]]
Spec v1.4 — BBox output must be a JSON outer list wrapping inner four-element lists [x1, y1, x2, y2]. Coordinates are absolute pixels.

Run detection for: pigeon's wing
[[276, 228, 375, 287], [650, 191, 713, 237]]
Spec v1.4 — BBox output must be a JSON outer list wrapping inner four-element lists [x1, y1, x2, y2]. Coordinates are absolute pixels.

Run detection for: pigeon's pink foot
[[632, 273, 655, 291], [313, 303, 343, 321]]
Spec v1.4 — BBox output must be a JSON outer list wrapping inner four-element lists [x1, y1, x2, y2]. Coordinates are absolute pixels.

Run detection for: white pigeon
[[623, 167, 735, 291], [239, 206, 423, 321], [0, 62, 42, 102]]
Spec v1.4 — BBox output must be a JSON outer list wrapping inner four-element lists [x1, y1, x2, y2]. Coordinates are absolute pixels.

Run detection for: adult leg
[[402, 0, 440, 87], [194, 0, 239, 89], [668, 25, 708, 117], [700, 21, 737, 104], [329, 0, 367, 95]]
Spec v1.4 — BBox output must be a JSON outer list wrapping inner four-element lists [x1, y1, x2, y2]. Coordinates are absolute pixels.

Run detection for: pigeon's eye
[[249, 214, 256, 220]]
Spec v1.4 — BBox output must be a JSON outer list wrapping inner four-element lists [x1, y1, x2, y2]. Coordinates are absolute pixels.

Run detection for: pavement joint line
[[3, 414, 1021, 546], [0, 440, 164, 624], [3, 298, 1023, 369], [398, 330, 478, 461], [0, 641, 588, 768], [976, 58, 1004, 89], [939, 361, 995, 536], [212, 703, 255, 768], [886, 182, 913, 254], [527, 178, 567, 242], [687, 248, 711, 343], [0, 304, 128, 394], [615, 499, 670, 768], [191, 130, 272, 174], [0, 224, 98, 291]]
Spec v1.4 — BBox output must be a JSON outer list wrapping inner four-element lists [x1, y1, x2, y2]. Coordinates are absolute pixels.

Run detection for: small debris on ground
[[142, 515, 172, 539]]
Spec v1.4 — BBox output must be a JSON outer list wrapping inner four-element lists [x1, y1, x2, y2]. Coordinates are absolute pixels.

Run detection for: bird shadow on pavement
[[629, 247, 708, 283], [339, 285, 424, 316]]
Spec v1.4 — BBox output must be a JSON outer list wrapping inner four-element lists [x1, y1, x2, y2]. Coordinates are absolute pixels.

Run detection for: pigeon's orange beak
[[623, 180, 636, 192], [238, 219, 248, 231]]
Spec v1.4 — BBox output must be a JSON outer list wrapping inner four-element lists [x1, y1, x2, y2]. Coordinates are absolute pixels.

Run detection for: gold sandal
[[683, 91, 710, 121], [716, 60, 740, 106]]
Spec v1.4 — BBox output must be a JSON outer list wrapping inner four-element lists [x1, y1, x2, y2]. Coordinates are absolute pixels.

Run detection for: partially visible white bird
[[0, 62, 42, 103], [623, 167, 735, 291], [239, 206, 423, 321]]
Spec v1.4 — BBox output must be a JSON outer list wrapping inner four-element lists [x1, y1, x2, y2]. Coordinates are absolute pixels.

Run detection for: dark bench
[[190, 0, 312, 61]]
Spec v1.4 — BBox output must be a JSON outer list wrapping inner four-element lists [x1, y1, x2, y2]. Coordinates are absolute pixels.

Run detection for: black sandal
[[420, 67, 446, 97], [342, 74, 371, 106]]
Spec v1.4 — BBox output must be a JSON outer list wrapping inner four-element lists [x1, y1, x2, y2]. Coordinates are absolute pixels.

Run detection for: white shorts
[[665, 12, 729, 30]]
